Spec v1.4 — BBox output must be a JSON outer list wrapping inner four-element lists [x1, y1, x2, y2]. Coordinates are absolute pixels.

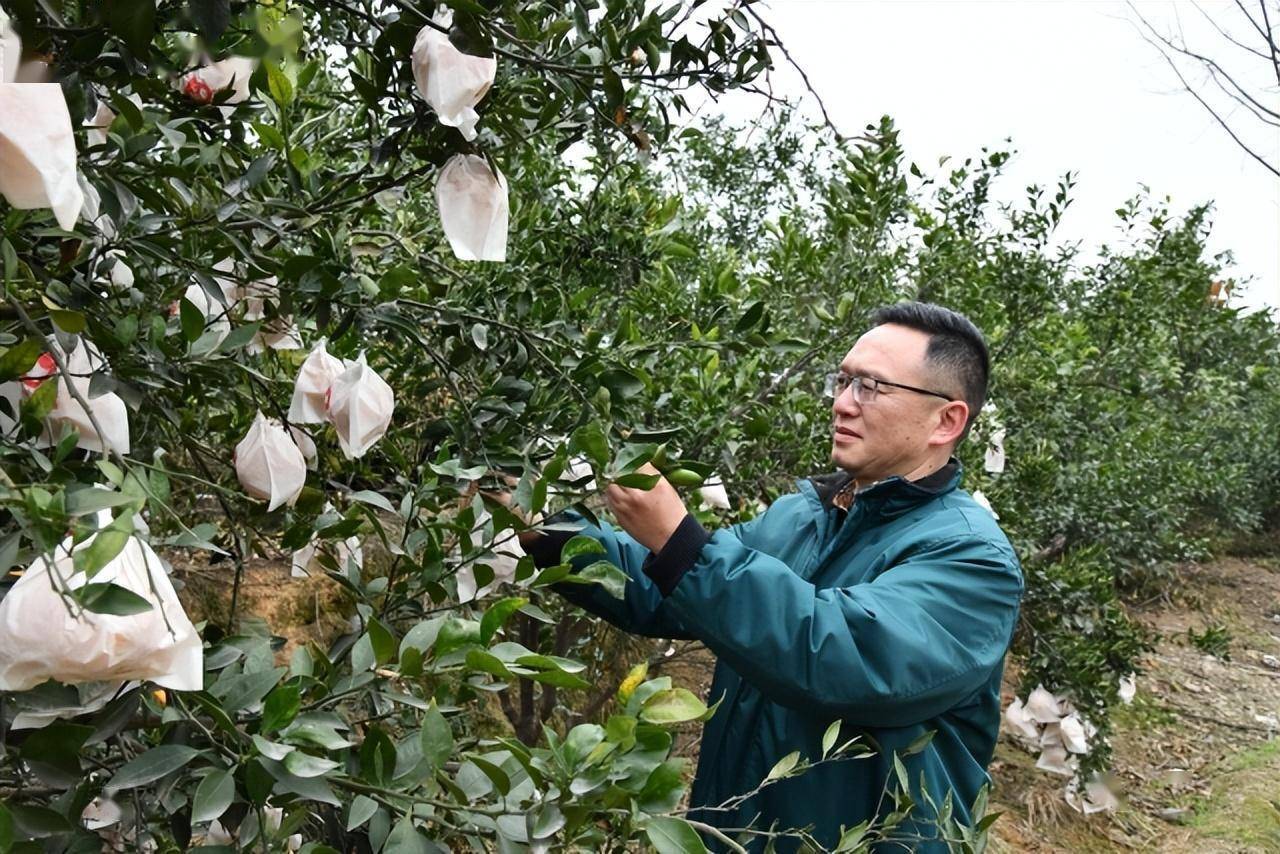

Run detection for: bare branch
[[1256, 0, 1280, 88], [1144, 27, 1280, 177], [741, 4, 845, 143], [1191, 1, 1274, 62], [1128, 1, 1280, 176]]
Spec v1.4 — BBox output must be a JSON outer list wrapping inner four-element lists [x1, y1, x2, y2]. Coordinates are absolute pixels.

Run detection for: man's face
[[830, 324, 963, 482]]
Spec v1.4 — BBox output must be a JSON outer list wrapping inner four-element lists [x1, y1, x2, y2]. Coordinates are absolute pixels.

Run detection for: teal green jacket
[[534, 461, 1023, 852]]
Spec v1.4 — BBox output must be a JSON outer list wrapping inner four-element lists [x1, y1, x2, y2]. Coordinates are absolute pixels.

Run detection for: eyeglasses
[[823, 371, 955, 405]]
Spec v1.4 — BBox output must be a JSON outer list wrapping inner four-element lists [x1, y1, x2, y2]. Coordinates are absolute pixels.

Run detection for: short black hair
[[869, 301, 990, 439]]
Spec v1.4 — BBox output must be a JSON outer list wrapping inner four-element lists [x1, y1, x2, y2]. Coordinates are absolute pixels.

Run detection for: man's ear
[[930, 400, 969, 448]]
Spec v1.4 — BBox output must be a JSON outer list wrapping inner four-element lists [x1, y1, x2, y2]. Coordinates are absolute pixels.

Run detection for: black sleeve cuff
[[526, 510, 580, 569], [642, 513, 712, 597]]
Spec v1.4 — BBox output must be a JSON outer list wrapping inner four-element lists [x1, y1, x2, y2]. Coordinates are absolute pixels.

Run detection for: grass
[[1182, 738, 1280, 851]]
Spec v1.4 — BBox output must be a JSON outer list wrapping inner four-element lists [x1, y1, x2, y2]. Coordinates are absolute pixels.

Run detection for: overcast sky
[[710, 0, 1279, 313]]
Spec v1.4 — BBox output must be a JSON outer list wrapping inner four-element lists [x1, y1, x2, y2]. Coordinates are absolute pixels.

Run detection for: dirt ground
[[988, 555, 1280, 853]]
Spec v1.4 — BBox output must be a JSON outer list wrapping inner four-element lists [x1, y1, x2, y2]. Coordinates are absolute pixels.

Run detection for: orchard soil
[[169, 550, 1280, 852]]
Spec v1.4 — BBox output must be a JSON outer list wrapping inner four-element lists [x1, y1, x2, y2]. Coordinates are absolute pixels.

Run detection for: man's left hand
[[605, 463, 690, 554]]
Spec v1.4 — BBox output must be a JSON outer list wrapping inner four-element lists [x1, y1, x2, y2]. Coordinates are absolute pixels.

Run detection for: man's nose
[[832, 386, 861, 417]]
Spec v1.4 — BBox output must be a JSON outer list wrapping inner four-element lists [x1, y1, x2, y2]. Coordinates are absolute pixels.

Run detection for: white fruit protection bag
[[455, 507, 526, 603], [292, 535, 362, 579], [289, 340, 344, 424], [176, 282, 232, 347], [235, 411, 307, 510], [326, 353, 395, 459], [0, 84, 85, 231], [0, 512, 202, 693], [435, 153, 508, 262], [1, 8, 20, 83], [698, 475, 731, 510], [177, 55, 256, 116], [411, 9, 497, 141], [14, 337, 132, 455]]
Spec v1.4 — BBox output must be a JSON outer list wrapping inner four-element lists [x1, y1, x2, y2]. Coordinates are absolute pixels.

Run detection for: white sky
[[709, 0, 1280, 313]]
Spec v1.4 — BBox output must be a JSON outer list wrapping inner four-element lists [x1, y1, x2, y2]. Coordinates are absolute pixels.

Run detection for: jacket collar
[[809, 458, 962, 515]]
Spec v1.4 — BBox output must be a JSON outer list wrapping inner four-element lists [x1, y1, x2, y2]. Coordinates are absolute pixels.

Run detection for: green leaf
[[72, 515, 134, 578], [19, 722, 92, 787], [765, 750, 800, 781], [107, 0, 157, 56], [0, 803, 12, 851], [639, 687, 709, 725], [570, 421, 610, 471], [420, 705, 453, 773], [0, 337, 42, 382], [1, 237, 16, 281], [20, 378, 57, 427], [346, 795, 377, 831], [599, 368, 645, 400], [49, 309, 86, 334], [252, 121, 286, 150], [576, 560, 627, 599], [822, 719, 842, 758], [644, 816, 708, 854], [284, 751, 340, 778], [612, 472, 661, 489], [265, 60, 294, 106], [179, 297, 205, 343], [78, 582, 153, 616], [479, 596, 527, 645], [218, 321, 262, 353], [383, 816, 431, 854], [368, 618, 396, 665], [638, 758, 685, 813], [904, 729, 936, 756], [261, 682, 301, 733], [561, 534, 605, 561], [350, 633, 376, 673], [107, 745, 199, 791], [359, 726, 396, 786], [192, 769, 235, 823], [349, 489, 395, 513], [213, 666, 288, 713]]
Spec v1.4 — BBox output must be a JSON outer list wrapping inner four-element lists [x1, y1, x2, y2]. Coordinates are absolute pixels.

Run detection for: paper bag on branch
[[435, 153, 508, 262], [0, 84, 85, 231], [171, 282, 231, 347], [292, 535, 362, 578], [0, 514, 202, 692], [247, 321, 303, 354], [411, 9, 496, 141], [178, 55, 256, 113], [1, 8, 19, 83], [325, 353, 394, 459], [234, 411, 307, 511], [984, 428, 1006, 474], [289, 340, 344, 424], [698, 475, 730, 510], [454, 507, 526, 603], [289, 424, 317, 470], [26, 338, 131, 455]]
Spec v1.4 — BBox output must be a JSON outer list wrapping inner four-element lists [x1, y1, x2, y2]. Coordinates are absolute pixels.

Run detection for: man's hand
[[479, 476, 544, 551], [605, 463, 690, 554]]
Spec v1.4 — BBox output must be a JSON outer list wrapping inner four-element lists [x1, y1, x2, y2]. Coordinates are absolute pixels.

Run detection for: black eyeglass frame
[[825, 371, 956, 403]]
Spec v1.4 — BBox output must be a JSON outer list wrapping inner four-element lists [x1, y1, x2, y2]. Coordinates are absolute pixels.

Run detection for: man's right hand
[[480, 487, 543, 550]]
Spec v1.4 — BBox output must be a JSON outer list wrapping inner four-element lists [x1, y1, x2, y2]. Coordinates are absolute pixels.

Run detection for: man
[[522, 302, 1023, 851]]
